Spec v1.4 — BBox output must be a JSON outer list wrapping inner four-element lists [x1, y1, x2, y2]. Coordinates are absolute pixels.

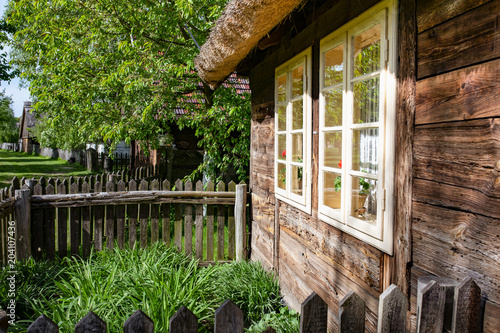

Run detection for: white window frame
[[318, 0, 397, 254], [274, 48, 312, 214]]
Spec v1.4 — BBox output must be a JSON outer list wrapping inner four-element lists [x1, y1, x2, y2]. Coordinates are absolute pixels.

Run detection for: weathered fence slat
[[27, 314, 59, 333], [150, 179, 160, 244], [123, 310, 154, 333], [174, 179, 183, 251], [162, 180, 171, 246], [300, 292, 328, 333], [417, 280, 446, 333], [170, 306, 198, 333], [217, 181, 225, 261], [75, 311, 106, 333], [214, 299, 244, 333], [15, 189, 31, 260], [105, 180, 116, 250], [81, 182, 91, 257], [44, 184, 56, 260], [206, 181, 215, 262], [116, 180, 126, 250], [452, 278, 482, 333], [139, 180, 149, 249], [93, 181, 103, 251], [184, 180, 193, 255], [378, 284, 407, 333], [128, 180, 138, 248], [70, 182, 81, 256], [339, 290, 365, 333], [235, 184, 247, 261], [56, 181, 68, 257], [32, 184, 44, 259], [195, 180, 203, 260]]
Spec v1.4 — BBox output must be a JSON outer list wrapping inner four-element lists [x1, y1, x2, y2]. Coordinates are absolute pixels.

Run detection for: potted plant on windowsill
[[334, 161, 372, 211]]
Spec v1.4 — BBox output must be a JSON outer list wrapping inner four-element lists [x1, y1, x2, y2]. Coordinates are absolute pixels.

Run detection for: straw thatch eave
[[195, 0, 304, 90]]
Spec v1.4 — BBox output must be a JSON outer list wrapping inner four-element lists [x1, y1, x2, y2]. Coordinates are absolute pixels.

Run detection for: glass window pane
[[352, 128, 378, 174], [324, 131, 342, 168], [324, 88, 342, 127], [292, 133, 303, 162], [353, 24, 381, 77], [292, 99, 303, 130], [292, 65, 304, 98], [277, 163, 286, 190], [324, 44, 344, 87], [277, 74, 287, 103], [323, 171, 341, 210], [277, 105, 286, 131], [291, 165, 304, 196], [353, 77, 379, 124], [350, 176, 377, 222], [278, 134, 286, 161]]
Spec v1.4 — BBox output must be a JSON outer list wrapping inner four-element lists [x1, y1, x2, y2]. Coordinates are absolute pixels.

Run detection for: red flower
[[339, 160, 342, 168], [282, 150, 286, 157]]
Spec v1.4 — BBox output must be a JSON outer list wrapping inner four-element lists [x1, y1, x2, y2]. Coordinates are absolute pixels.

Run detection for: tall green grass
[[1, 243, 298, 332]]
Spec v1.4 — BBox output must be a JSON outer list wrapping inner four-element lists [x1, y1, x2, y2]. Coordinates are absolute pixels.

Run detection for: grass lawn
[[0, 149, 94, 189]]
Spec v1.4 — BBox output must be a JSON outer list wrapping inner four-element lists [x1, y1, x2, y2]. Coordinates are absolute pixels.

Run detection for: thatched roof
[[195, 0, 304, 90]]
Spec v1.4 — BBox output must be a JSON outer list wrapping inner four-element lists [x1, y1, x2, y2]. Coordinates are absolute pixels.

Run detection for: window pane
[[324, 131, 342, 168], [352, 128, 378, 174], [324, 45, 343, 87], [350, 176, 377, 223], [324, 88, 342, 127], [292, 133, 303, 162], [353, 24, 381, 77], [278, 134, 286, 161], [292, 99, 303, 130], [277, 105, 286, 131], [277, 163, 286, 190], [323, 171, 341, 210], [291, 165, 304, 196], [277, 74, 287, 103], [292, 65, 304, 98], [353, 76, 379, 124]]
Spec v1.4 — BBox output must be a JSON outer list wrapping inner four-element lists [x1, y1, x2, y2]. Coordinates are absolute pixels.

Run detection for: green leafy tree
[[6, 0, 250, 181], [0, 89, 18, 142]]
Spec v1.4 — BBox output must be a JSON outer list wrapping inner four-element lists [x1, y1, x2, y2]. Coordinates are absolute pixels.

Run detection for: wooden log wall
[[412, 1, 500, 331], [0, 176, 246, 266]]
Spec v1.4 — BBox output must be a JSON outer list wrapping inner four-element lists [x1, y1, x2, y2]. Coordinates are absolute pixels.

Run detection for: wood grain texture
[[452, 278, 482, 333], [184, 181, 193, 255], [339, 291, 366, 333], [377, 285, 407, 333], [195, 181, 203, 260], [70, 183, 81, 256], [32, 184, 44, 259], [300, 292, 328, 333], [75, 312, 106, 333], [139, 180, 149, 249], [416, 0, 491, 32], [392, 0, 416, 303], [44, 184, 56, 260], [27, 314, 59, 333], [416, 281, 445, 333], [227, 181, 236, 259], [93, 182, 103, 252], [15, 191, 31, 260], [81, 182, 91, 256], [57, 182, 68, 257], [170, 306, 197, 333], [150, 180, 160, 244], [206, 181, 214, 261], [214, 300, 244, 333], [123, 310, 154, 333], [416, 59, 500, 125], [217, 181, 225, 261], [250, 220, 274, 269], [417, 0, 499, 78]]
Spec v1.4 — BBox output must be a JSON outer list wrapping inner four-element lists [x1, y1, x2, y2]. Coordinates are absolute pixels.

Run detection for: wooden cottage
[[195, 0, 499, 331], [18, 101, 39, 154]]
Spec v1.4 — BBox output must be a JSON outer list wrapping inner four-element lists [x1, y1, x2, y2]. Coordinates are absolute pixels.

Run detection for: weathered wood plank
[[128, 180, 138, 248], [170, 306, 198, 333], [123, 310, 154, 333], [235, 184, 247, 261], [377, 285, 407, 333], [27, 314, 59, 333], [139, 180, 149, 249], [44, 184, 56, 260], [416, 59, 500, 125], [150, 179, 160, 244], [217, 181, 225, 261], [162, 179, 171, 246], [184, 180, 193, 255], [339, 291, 365, 333], [300, 292, 328, 333], [116, 181, 126, 250], [75, 312, 106, 333], [227, 181, 236, 259], [452, 278, 482, 333], [15, 190, 31, 260], [105, 181, 116, 250], [81, 182, 91, 257], [57, 181, 68, 257], [417, 1, 500, 78], [214, 299, 244, 333], [206, 181, 214, 261], [195, 181, 203, 260], [93, 181, 103, 252], [416, 281, 446, 333], [174, 179, 183, 251], [70, 183, 81, 256], [32, 184, 44, 259], [416, 0, 490, 32]]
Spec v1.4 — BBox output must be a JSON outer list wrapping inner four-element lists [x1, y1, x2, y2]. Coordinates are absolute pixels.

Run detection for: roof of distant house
[[19, 101, 37, 139]]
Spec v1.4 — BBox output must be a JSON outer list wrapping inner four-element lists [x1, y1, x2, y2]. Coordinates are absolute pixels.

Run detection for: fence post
[[235, 184, 247, 261], [15, 189, 31, 260]]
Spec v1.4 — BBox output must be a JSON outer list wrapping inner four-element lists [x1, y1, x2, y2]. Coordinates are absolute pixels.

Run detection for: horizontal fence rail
[[0, 278, 482, 332], [1, 176, 249, 265]]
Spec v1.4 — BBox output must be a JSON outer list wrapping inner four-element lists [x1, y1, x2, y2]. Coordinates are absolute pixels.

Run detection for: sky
[[0, 0, 31, 118]]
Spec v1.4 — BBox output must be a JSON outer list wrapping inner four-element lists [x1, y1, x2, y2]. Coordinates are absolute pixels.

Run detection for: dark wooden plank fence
[[0, 277, 482, 332], [0, 175, 248, 265]]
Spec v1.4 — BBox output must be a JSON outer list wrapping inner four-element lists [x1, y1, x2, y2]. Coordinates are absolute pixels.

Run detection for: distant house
[[18, 101, 39, 154], [195, 0, 500, 331]]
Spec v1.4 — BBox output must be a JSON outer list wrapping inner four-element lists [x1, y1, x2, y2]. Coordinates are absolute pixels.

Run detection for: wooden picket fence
[[0, 175, 248, 264], [0, 277, 482, 332]]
